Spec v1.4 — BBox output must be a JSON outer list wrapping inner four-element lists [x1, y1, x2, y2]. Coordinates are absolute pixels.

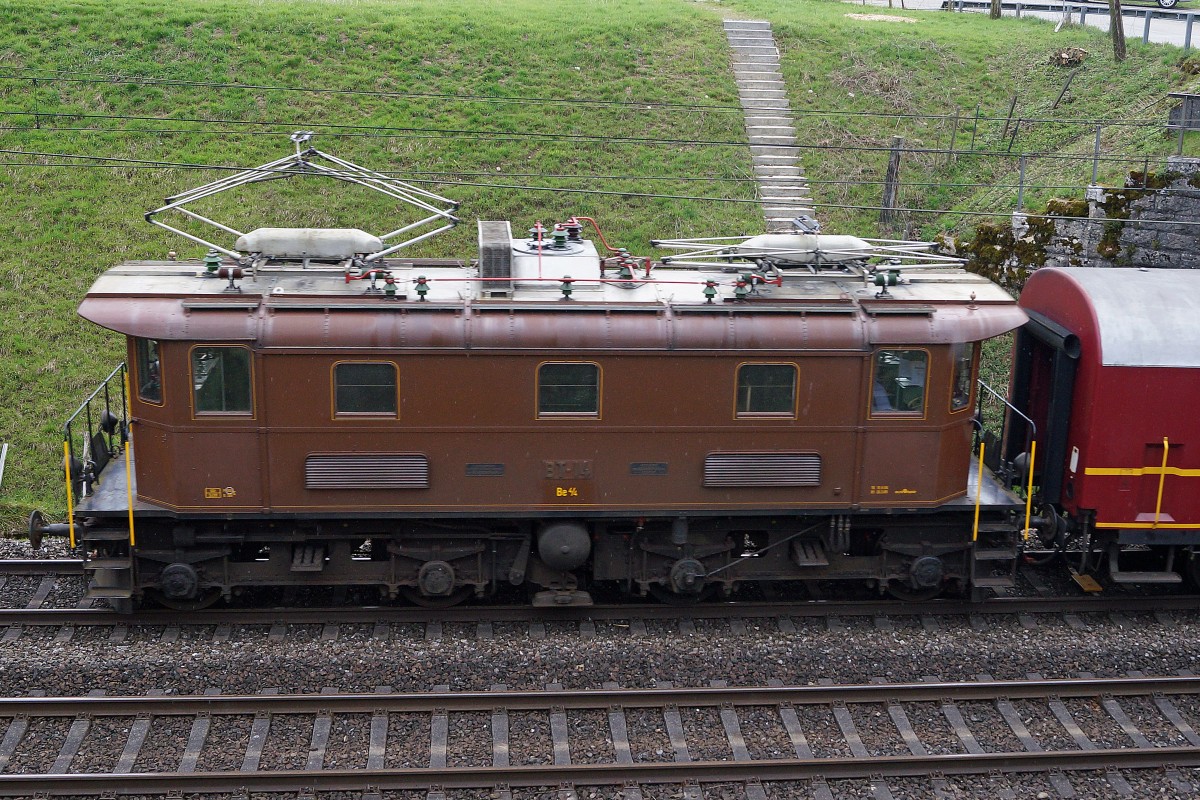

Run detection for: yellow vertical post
[[973, 441, 985, 542], [1153, 436, 1170, 529], [123, 370, 136, 547], [1023, 440, 1037, 538], [62, 441, 76, 549]]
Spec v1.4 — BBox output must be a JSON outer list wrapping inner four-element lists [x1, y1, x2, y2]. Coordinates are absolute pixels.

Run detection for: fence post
[[1143, 10, 1153, 44], [1186, 13, 1194, 53], [1001, 94, 1017, 141], [1016, 155, 1027, 212], [1092, 125, 1102, 184], [947, 110, 960, 166], [881, 136, 904, 224], [969, 103, 981, 151]]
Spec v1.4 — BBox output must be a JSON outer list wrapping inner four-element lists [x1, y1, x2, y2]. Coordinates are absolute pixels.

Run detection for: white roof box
[[235, 228, 384, 259]]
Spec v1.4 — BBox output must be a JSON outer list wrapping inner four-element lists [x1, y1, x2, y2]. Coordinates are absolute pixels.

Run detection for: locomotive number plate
[[544, 459, 594, 503], [544, 459, 593, 479]]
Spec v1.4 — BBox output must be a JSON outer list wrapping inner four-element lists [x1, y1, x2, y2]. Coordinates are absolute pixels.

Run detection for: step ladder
[[971, 523, 1021, 590]]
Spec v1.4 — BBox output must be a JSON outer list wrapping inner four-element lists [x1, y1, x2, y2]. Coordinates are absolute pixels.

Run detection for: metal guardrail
[[944, 0, 1200, 51], [62, 362, 127, 499]]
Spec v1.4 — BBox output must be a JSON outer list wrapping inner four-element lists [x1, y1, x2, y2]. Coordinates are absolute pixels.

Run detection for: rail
[[1, 593, 1198, 627], [2, 676, 1199, 795]]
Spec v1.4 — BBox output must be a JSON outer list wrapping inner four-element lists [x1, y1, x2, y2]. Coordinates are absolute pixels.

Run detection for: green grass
[[2, 0, 1197, 531], [730, 0, 1200, 237], [0, 0, 762, 530]]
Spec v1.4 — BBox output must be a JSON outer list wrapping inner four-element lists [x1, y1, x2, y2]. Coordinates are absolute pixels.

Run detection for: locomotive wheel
[[151, 587, 222, 611], [885, 579, 944, 602], [401, 586, 473, 608]]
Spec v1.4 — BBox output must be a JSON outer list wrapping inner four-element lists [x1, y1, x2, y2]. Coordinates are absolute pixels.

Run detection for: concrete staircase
[[723, 19, 814, 233]]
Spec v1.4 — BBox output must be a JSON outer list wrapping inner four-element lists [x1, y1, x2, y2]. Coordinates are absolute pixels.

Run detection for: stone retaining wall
[[962, 157, 1200, 286]]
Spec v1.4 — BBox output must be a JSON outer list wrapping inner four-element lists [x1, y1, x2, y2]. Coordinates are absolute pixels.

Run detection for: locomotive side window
[[334, 362, 398, 416], [191, 346, 253, 415], [871, 350, 927, 415], [134, 338, 162, 404], [538, 362, 600, 417], [950, 342, 978, 412], [736, 363, 797, 416]]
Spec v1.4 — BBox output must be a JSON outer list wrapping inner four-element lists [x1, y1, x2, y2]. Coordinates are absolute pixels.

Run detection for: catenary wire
[[0, 121, 1183, 166], [3, 68, 1176, 127], [0, 147, 1183, 189], [2, 160, 1182, 195], [1, 148, 1193, 228]]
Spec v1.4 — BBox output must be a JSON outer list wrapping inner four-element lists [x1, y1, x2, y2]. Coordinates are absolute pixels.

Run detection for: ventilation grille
[[305, 453, 429, 490], [703, 452, 821, 487], [478, 220, 514, 296]]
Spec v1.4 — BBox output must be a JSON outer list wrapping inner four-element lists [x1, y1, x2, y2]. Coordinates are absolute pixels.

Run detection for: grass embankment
[[0, 0, 760, 527], [730, 0, 1200, 237], [1, 0, 1196, 527]]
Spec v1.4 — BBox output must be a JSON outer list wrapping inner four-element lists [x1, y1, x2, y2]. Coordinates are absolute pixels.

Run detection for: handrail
[[63, 362, 128, 500], [63, 362, 127, 434], [977, 379, 1036, 441]]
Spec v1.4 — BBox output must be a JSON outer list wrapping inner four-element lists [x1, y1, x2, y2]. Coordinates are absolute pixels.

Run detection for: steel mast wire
[[3, 150, 1198, 228], [0, 121, 1185, 167], [0, 68, 1178, 127], [1, 158, 1195, 197]]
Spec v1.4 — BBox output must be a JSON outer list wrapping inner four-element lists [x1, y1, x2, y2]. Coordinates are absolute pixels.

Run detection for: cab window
[[871, 350, 927, 415], [135, 338, 162, 404], [538, 362, 600, 416], [192, 346, 252, 414], [335, 362, 397, 415], [736, 364, 796, 416], [950, 342, 977, 412]]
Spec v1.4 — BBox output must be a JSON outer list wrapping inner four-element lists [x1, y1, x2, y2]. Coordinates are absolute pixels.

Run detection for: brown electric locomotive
[[32, 139, 1029, 610]]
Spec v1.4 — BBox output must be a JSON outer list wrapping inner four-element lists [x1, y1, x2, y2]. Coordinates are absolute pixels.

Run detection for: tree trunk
[[1109, 0, 1127, 62], [990, 0, 1001, 19]]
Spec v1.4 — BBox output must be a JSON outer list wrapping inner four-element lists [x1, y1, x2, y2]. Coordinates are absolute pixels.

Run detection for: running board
[[1110, 569, 1182, 585], [1108, 544, 1182, 584]]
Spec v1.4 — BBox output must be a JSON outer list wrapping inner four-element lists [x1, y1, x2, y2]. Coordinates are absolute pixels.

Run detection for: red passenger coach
[[1009, 267, 1200, 585]]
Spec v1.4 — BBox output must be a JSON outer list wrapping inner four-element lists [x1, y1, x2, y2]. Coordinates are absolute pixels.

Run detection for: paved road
[[850, 0, 1199, 48]]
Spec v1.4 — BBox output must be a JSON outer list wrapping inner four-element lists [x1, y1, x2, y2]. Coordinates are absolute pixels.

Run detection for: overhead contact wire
[[3, 68, 1175, 126]]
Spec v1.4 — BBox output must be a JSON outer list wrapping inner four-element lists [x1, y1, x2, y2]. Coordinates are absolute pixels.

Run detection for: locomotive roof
[[1021, 267, 1200, 369], [79, 245, 1025, 351]]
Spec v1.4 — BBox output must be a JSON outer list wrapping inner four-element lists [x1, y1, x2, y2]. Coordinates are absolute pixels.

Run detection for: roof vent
[[478, 220, 514, 298]]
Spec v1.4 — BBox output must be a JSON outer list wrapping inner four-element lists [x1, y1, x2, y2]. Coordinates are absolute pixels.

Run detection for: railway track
[[1, 676, 1198, 797], [1, 558, 1196, 644], [0, 594, 1196, 638]]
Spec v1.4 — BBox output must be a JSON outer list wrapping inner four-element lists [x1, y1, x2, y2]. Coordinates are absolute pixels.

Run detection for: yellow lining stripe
[[1084, 467, 1200, 477], [1096, 522, 1200, 530]]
